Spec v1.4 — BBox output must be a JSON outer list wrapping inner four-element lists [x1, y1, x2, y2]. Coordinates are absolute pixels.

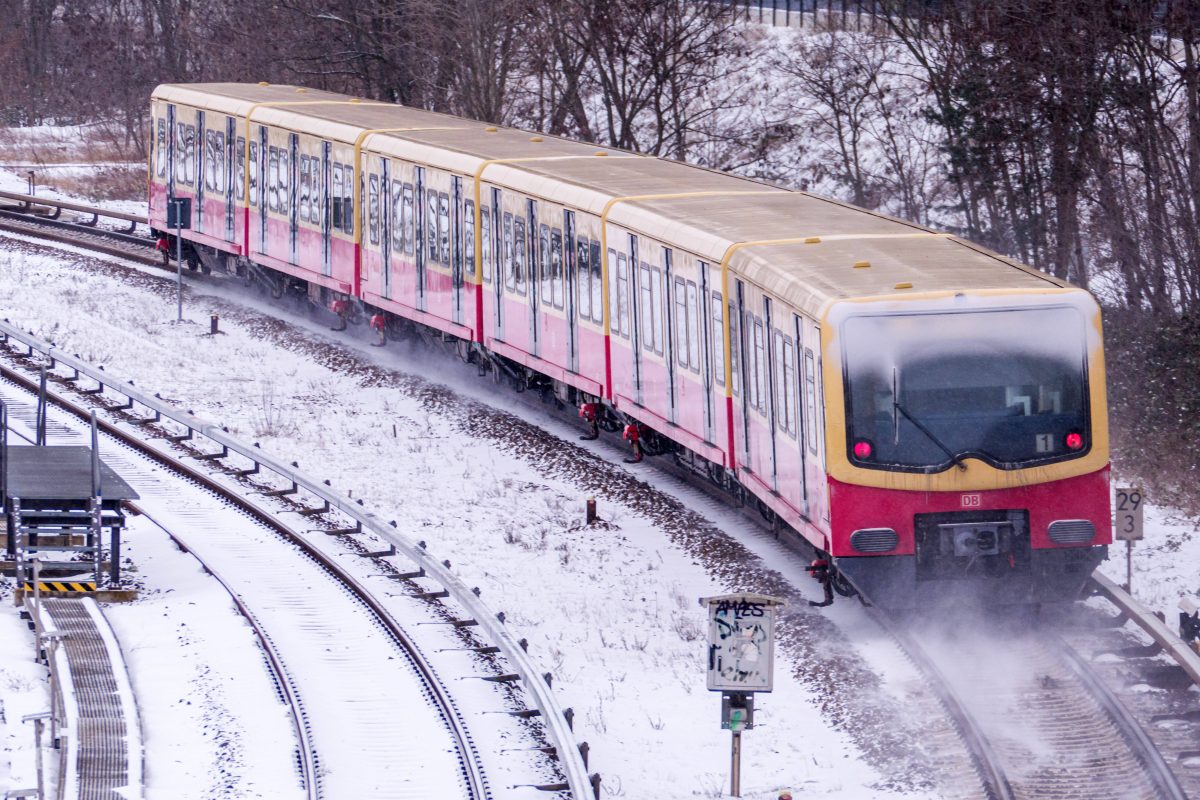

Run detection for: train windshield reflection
[[842, 306, 1090, 471]]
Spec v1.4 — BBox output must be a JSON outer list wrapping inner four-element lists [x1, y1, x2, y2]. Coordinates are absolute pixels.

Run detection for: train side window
[[248, 142, 259, 205], [235, 138, 246, 201], [728, 303, 740, 397], [639, 262, 653, 352], [278, 149, 290, 216], [332, 164, 343, 229], [426, 189, 438, 263], [465, 200, 476, 279], [616, 252, 631, 338], [402, 184, 414, 254], [753, 317, 766, 413], [712, 292, 725, 385], [686, 281, 700, 373], [480, 204, 492, 283], [155, 120, 167, 178], [299, 157, 311, 223], [774, 331, 796, 434], [368, 174, 380, 245], [503, 212, 515, 291], [551, 228, 564, 309], [204, 131, 220, 192], [804, 348, 818, 454], [312, 155, 322, 223], [674, 277, 688, 369], [590, 240, 603, 324], [540, 224, 552, 306], [341, 171, 353, 235], [783, 336, 798, 437], [576, 236, 592, 321], [267, 147, 280, 212], [651, 266, 664, 355], [390, 180, 403, 252], [438, 192, 450, 265], [513, 215, 527, 293]]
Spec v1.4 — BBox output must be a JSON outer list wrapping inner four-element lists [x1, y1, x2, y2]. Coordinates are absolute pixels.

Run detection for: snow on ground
[[0, 599, 50, 794], [0, 235, 929, 799]]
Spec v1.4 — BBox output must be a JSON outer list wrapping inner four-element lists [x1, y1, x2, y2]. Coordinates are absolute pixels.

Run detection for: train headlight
[[1064, 431, 1084, 451], [853, 439, 874, 460]]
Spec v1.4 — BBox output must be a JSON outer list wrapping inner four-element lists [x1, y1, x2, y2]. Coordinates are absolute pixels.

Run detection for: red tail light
[[1065, 432, 1084, 450], [853, 439, 874, 459]]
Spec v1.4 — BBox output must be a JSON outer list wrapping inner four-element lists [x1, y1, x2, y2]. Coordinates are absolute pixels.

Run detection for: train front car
[[823, 289, 1111, 608]]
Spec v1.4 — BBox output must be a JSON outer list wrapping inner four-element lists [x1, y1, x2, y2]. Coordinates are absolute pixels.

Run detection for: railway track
[[4, 184, 1198, 800], [0, 325, 599, 799], [0, 192, 159, 265]]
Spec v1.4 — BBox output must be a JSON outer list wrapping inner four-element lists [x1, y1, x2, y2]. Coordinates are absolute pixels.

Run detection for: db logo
[[961, 493, 982, 508]]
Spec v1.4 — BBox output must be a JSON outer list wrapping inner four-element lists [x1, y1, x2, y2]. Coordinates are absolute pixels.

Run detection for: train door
[[321, 142, 332, 277], [225, 117, 236, 240], [564, 210, 579, 373], [527, 198, 540, 357], [452, 176, 464, 325], [492, 188, 504, 339], [415, 166, 426, 311], [195, 110, 206, 233], [629, 234, 644, 404], [381, 159, 392, 298], [763, 296, 780, 492], [793, 314, 810, 516]]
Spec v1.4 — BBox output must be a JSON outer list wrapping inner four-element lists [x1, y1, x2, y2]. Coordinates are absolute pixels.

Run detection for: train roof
[[153, 83, 1073, 319]]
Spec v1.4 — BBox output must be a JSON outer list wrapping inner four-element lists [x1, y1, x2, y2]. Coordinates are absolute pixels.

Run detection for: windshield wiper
[[893, 390, 968, 471]]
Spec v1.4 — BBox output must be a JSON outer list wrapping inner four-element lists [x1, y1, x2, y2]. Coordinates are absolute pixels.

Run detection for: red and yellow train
[[148, 83, 1111, 607]]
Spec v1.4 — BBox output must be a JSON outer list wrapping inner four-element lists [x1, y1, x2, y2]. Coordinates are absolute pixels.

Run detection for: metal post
[[174, 200, 184, 322], [32, 558, 40, 614], [14, 497, 24, 588], [36, 367, 47, 446], [90, 412, 102, 586], [730, 730, 742, 797], [1126, 540, 1133, 594]]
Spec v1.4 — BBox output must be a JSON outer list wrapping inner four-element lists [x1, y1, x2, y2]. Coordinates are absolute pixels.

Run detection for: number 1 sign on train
[[1115, 487, 1144, 541]]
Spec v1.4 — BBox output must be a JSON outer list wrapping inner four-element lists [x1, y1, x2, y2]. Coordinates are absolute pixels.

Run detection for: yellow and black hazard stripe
[[21, 581, 96, 593]]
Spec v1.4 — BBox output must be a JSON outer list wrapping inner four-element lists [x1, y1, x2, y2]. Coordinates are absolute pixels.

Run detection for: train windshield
[[842, 306, 1089, 472]]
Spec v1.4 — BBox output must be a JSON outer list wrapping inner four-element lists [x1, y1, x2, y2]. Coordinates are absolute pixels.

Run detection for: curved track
[[0, 357, 492, 799]]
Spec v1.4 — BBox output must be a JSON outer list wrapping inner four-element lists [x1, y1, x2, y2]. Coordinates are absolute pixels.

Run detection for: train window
[[674, 277, 688, 369], [550, 228, 564, 309], [155, 120, 167, 178], [728, 303, 740, 397], [753, 318, 766, 413], [639, 262, 653, 352], [616, 253, 630, 338], [368, 174, 380, 246], [576, 237, 591, 321], [278, 149, 290, 216], [438, 192, 450, 266], [712, 292, 725, 385], [312, 156, 322, 224], [332, 164, 343, 229], [204, 131, 221, 192], [804, 349, 818, 454], [426, 190, 438, 263], [299, 157, 311, 223], [480, 205, 492, 283], [402, 184, 414, 255], [783, 336, 798, 437], [513, 215, 527, 294], [651, 267, 665, 355], [589, 241, 602, 324], [540, 224, 552, 306], [236, 138, 246, 201], [390, 181, 403, 252], [687, 281, 700, 373], [248, 143, 259, 204], [465, 200, 476, 279], [503, 212, 515, 291], [268, 147, 280, 212]]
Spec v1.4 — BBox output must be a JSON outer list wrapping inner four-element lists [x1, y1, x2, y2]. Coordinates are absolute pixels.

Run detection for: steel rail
[[1091, 571, 1200, 688], [0, 317, 599, 799], [866, 609, 1015, 800], [1054, 636, 1188, 800], [0, 209, 155, 249], [0, 348, 488, 800]]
